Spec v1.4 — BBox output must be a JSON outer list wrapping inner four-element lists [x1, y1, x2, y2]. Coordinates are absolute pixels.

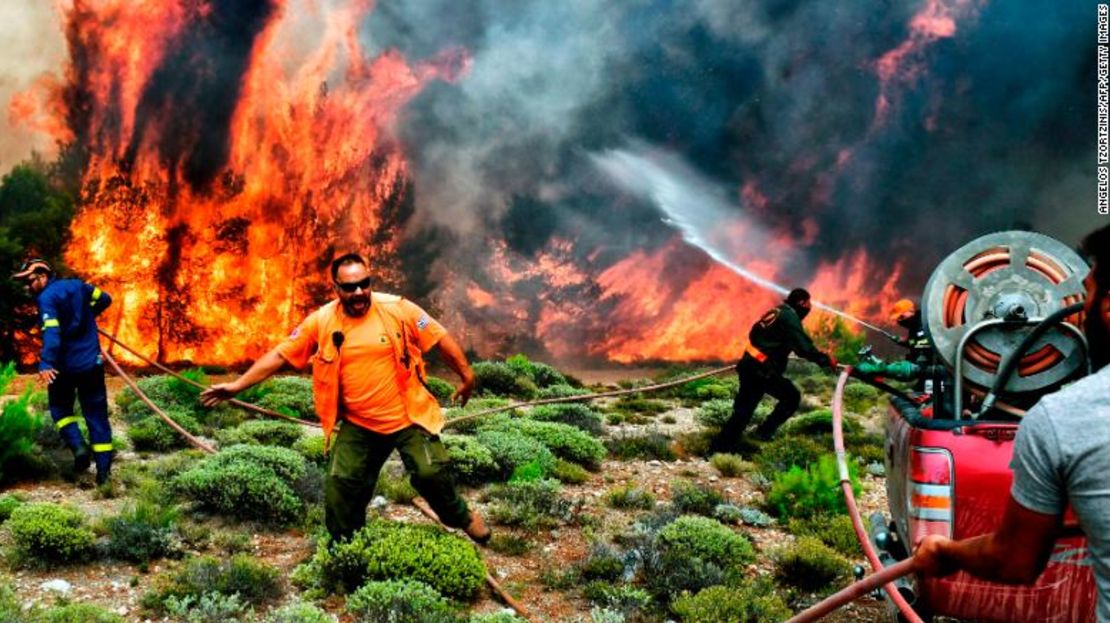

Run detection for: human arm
[[85, 282, 111, 317], [435, 333, 476, 407], [200, 347, 288, 406], [915, 496, 1059, 583], [38, 291, 61, 383], [917, 403, 1064, 583], [784, 309, 834, 369], [200, 312, 319, 407]]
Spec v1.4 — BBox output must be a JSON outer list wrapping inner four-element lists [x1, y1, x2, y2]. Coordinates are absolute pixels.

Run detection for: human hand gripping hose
[[783, 366, 923, 623]]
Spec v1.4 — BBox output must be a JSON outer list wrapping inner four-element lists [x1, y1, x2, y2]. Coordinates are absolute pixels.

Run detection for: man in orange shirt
[[201, 253, 488, 543]]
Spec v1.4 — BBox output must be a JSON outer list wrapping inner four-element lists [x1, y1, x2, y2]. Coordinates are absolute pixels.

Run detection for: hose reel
[[920, 231, 1089, 405]]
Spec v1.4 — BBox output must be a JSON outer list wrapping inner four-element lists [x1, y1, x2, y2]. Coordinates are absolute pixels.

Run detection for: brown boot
[[464, 511, 491, 545]]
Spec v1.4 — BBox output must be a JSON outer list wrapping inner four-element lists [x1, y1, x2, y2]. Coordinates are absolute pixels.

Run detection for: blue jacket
[[36, 278, 112, 373]]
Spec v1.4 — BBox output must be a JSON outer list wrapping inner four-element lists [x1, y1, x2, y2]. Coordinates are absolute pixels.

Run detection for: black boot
[[95, 469, 110, 486], [73, 445, 91, 474]]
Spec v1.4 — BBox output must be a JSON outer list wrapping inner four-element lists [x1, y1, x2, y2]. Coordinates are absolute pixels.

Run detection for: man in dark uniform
[[711, 288, 836, 452], [13, 259, 114, 485]]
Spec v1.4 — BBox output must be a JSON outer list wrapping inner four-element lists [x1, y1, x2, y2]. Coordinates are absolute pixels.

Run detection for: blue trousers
[[48, 365, 113, 474]]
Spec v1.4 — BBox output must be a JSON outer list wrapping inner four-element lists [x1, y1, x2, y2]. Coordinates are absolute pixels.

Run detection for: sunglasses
[[335, 277, 371, 293]]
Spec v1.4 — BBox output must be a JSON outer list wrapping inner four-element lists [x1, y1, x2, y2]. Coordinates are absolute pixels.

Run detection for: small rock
[[708, 475, 719, 482], [369, 495, 388, 510], [116, 606, 129, 616], [648, 460, 662, 467], [40, 579, 71, 596]]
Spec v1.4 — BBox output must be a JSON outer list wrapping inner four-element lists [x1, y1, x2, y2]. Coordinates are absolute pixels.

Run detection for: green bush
[[843, 383, 881, 413], [443, 435, 500, 485], [694, 399, 732, 428], [481, 418, 605, 469], [346, 580, 458, 623], [116, 375, 182, 422], [753, 435, 826, 478], [606, 432, 675, 461], [536, 384, 591, 400], [36, 603, 126, 623], [709, 453, 749, 477], [670, 480, 725, 516], [475, 431, 555, 480], [676, 377, 734, 401], [264, 602, 336, 623], [0, 493, 24, 522], [7, 502, 95, 563], [127, 407, 203, 452], [0, 580, 17, 621], [472, 361, 536, 399], [0, 362, 45, 483], [530, 362, 568, 388], [527, 403, 603, 435], [171, 445, 312, 525], [606, 485, 655, 510], [375, 469, 417, 504], [147, 554, 282, 610], [772, 536, 852, 591], [787, 514, 859, 557], [216, 420, 303, 448], [294, 434, 327, 466], [443, 398, 514, 434], [254, 376, 316, 421], [485, 479, 572, 528], [781, 409, 862, 437], [611, 396, 670, 415], [671, 582, 791, 623], [487, 533, 531, 556], [165, 368, 208, 404], [105, 501, 180, 563], [580, 543, 625, 582], [658, 516, 755, 570], [583, 582, 652, 614], [162, 591, 252, 623], [766, 454, 860, 520], [294, 519, 486, 600], [425, 376, 456, 405], [552, 459, 591, 484], [674, 430, 715, 458]]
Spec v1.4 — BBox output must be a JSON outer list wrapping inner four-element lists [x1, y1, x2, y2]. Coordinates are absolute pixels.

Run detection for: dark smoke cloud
[[367, 0, 1095, 296]]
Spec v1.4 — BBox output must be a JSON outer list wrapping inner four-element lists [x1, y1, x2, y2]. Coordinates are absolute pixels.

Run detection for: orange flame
[[21, 0, 467, 364]]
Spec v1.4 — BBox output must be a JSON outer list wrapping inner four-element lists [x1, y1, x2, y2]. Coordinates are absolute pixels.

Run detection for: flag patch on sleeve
[[416, 315, 430, 330]]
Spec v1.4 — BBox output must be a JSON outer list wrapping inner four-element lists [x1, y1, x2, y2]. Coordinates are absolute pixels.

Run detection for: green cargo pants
[[324, 421, 471, 541]]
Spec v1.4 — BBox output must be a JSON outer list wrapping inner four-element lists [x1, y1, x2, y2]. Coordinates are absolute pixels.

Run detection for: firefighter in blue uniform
[[710, 288, 836, 453], [13, 259, 114, 485]]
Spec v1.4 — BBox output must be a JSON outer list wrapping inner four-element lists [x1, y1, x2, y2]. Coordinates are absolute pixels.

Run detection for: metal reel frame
[[920, 231, 1088, 406]]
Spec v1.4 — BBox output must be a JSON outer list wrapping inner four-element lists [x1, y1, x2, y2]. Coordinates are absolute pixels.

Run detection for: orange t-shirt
[[276, 298, 447, 434]]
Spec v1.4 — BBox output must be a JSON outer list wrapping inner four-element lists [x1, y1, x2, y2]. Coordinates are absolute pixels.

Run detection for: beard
[[341, 295, 371, 317], [1084, 298, 1110, 371]]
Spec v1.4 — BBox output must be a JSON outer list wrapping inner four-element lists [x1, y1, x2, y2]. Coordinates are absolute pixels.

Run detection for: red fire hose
[[785, 367, 923, 623]]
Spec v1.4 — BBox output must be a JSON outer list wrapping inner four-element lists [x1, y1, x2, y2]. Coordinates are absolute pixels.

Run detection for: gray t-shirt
[[1012, 365, 1110, 622]]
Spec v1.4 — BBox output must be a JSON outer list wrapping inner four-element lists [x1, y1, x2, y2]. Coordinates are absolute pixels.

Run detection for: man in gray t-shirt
[[917, 224, 1110, 621]]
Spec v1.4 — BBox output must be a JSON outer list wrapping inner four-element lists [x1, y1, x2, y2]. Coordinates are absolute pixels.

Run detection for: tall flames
[[14, 0, 909, 366], [18, 0, 466, 364]]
